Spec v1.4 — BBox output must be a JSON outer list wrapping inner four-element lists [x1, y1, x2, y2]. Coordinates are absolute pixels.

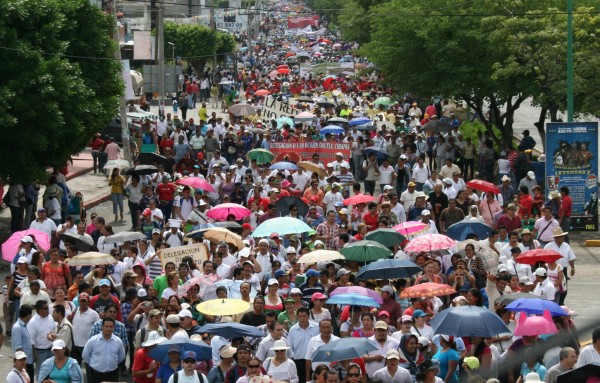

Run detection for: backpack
[[173, 370, 205, 383], [165, 231, 184, 243]]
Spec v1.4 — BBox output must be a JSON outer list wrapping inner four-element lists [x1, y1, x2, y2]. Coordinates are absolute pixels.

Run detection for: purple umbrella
[[329, 286, 383, 304]]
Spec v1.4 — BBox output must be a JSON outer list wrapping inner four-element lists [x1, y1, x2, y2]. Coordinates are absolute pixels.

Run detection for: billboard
[[215, 12, 248, 32], [546, 122, 598, 231], [270, 141, 351, 164]]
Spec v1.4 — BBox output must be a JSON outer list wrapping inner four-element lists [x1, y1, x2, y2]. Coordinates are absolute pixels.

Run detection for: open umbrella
[[124, 165, 158, 176], [456, 239, 499, 273], [515, 249, 563, 266], [213, 221, 243, 233], [294, 111, 316, 122], [103, 231, 147, 244], [320, 126, 345, 135], [393, 222, 428, 236], [229, 104, 257, 117], [58, 232, 94, 252], [365, 228, 407, 247], [404, 234, 456, 253], [252, 217, 312, 237], [355, 259, 422, 280], [311, 338, 378, 363], [269, 162, 298, 171], [196, 299, 251, 316], [254, 89, 271, 96], [446, 221, 493, 241], [348, 117, 371, 126], [497, 292, 543, 306], [247, 149, 275, 165], [176, 177, 215, 193], [66, 252, 117, 266], [1, 228, 51, 261], [330, 286, 383, 304], [328, 117, 348, 123], [356, 123, 376, 131], [149, 338, 212, 364], [206, 203, 251, 221], [326, 293, 380, 308], [276, 116, 295, 129], [200, 227, 245, 250], [137, 152, 167, 167], [364, 147, 389, 160], [400, 283, 456, 299], [422, 119, 450, 133], [513, 310, 558, 336], [276, 196, 309, 217], [373, 97, 391, 107], [178, 273, 222, 298], [343, 194, 375, 205], [295, 96, 314, 103], [505, 298, 568, 317], [340, 240, 392, 262], [557, 363, 600, 383], [429, 305, 511, 337], [297, 161, 326, 176], [196, 323, 264, 338], [298, 250, 344, 265], [466, 179, 500, 194], [184, 223, 216, 239]]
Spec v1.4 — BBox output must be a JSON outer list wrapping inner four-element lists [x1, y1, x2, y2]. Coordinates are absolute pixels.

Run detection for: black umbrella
[[213, 221, 243, 233], [557, 364, 600, 383], [295, 96, 314, 103], [318, 101, 335, 108], [124, 165, 158, 176], [59, 232, 94, 252], [276, 196, 309, 217], [137, 152, 168, 167], [497, 292, 543, 306], [422, 119, 450, 133]]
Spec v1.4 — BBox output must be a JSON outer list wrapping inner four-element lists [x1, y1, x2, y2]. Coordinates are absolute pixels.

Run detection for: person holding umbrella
[[155, 346, 181, 383]]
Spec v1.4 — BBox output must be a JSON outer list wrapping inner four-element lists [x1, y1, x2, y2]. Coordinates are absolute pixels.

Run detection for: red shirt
[[560, 195, 572, 217], [496, 214, 522, 232], [132, 347, 157, 383], [363, 212, 379, 232], [518, 194, 533, 217], [90, 138, 104, 151], [156, 183, 176, 201]]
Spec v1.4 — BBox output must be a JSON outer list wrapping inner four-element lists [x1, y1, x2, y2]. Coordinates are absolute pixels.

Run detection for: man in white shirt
[[439, 158, 461, 179], [372, 349, 412, 383], [576, 328, 600, 368], [327, 153, 351, 176], [532, 267, 556, 301], [27, 300, 57, 370], [29, 208, 57, 241], [544, 228, 576, 304], [400, 182, 418, 212], [208, 150, 230, 173], [288, 308, 320, 383], [322, 183, 344, 213], [173, 187, 197, 225], [292, 167, 311, 191], [442, 178, 457, 199], [411, 159, 430, 189], [163, 219, 185, 247], [70, 292, 100, 364], [233, 159, 249, 182], [21, 280, 52, 307], [499, 232, 526, 264], [364, 321, 400, 377], [256, 322, 293, 361], [305, 320, 340, 378]]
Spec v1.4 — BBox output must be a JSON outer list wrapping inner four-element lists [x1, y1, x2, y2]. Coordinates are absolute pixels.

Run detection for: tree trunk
[[534, 107, 547, 153]]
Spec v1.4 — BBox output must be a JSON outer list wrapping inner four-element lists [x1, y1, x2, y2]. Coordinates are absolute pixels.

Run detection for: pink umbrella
[[403, 234, 456, 253], [206, 203, 251, 221], [343, 194, 375, 205], [178, 273, 222, 298], [2, 228, 52, 262], [255, 89, 271, 96], [393, 222, 428, 236], [330, 286, 383, 304], [514, 310, 558, 336], [176, 177, 215, 193], [268, 70, 279, 80]]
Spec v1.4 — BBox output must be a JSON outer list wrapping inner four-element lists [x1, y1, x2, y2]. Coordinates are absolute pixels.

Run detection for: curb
[[584, 240, 600, 247], [66, 164, 94, 181], [84, 192, 111, 210]]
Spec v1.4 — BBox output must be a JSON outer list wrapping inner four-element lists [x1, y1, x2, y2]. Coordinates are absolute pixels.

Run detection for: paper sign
[[160, 243, 209, 269]]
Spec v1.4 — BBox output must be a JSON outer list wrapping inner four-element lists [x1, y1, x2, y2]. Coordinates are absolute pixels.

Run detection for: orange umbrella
[[255, 89, 271, 96], [400, 283, 456, 299]]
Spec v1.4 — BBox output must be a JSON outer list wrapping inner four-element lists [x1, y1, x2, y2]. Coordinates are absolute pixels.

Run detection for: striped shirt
[[143, 251, 162, 280]]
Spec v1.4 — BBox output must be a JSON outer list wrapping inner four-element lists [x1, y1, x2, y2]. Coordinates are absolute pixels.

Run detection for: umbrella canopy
[[276, 116, 295, 129], [343, 194, 375, 205], [373, 97, 391, 107], [178, 274, 222, 298], [246, 149, 275, 165], [1, 228, 51, 261], [67, 252, 117, 266], [515, 249, 563, 266], [429, 305, 511, 337], [557, 363, 600, 383], [393, 222, 429, 236], [404, 234, 457, 253], [103, 231, 147, 244], [320, 126, 345, 135], [311, 338, 378, 363], [355, 259, 422, 280], [137, 152, 167, 167], [456, 239, 499, 273], [200, 227, 244, 251], [297, 161, 326, 176], [505, 298, 568, 317], [400, 283, 456, 299], [421, 119, 450, 133], [364, 147, 389, 160], [196, 298, 251, 316], [229, 103, 257, 116], [514, 310, 558, 336], [254, 89, 271, 96], [446, 221, 493, 241], [330, 286, 383, 304], [276, 196, 309, 217], [124, 165, 158, 176], [176, 177, 215, 193], [466, 179, 500, 194], [340, 240, 392, 262], [148, 339, 212, 364], [348, 117, 371, 126], [295, 96, 314, 103], [356, 123, 376, 131], [365, 228, 407, 247], [326, 293, 380, 308], [328, 117, 348, 123], [185, 223, 216, 239], [196, 323, 264, 338], [206, 203, 251, 221], [252, 217, 312, 237], [317, 100, 335, 108], [58, 232, 94, 252], [298, 249, 344, 265], [294, 111, 316, 122], [269, 162, 298, 171], [497, 292, 543, 306]]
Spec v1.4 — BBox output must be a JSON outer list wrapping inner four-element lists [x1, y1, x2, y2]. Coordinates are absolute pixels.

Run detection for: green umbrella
[[340, 240, 393, 262], [365, 228, 407, 247], [246, 149, 275, 165], [373, 96, 392, 107], [276, 116, 294, 129]]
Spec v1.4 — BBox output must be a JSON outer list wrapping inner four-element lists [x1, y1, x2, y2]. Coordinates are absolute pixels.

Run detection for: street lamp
[[167, 41, 175, 65]]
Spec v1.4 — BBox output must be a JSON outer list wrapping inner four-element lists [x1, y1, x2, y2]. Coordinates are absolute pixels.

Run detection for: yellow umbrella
[[298, 161, 327, 177], [298, 250, 344, 264], [66, 252, 117, 266], [190, 227, 245, 251], [196, 299, 251, 316]]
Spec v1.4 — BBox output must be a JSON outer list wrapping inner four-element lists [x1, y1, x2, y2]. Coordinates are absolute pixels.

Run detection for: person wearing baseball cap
[[363, 320, 400, 377], [371, 348, 412, 383], [170, 350, 206, 382]]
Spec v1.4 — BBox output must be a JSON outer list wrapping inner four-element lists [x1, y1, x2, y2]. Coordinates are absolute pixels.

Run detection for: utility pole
[[210, 6, 217, 76], [566, 0, 574, 122], [158, 7, 166, 118]]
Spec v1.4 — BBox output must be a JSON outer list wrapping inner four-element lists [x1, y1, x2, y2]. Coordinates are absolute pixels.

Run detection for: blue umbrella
[[429, 305, 510, 337], [276, 116, 294, 128], [269, 162, 298, 171], [148, 339, 212, 364], [505, 298, 568, 317], [196, 323, 264, 338], [348, 117, 371, 126], [364, 147, 389, 160], [446, 221, 493, 241], [326, 293, 381, 308], [355, 259, 422, 280], [311, 338, 378, 363], [252, 217, 313, 237], [320, 125, 345, 135], [356, 122, 376, 131]]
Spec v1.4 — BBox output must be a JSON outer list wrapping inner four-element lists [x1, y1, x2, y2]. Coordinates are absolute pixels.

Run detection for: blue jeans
[[112, 193, 124, 215], [35, 347, 53, 374]]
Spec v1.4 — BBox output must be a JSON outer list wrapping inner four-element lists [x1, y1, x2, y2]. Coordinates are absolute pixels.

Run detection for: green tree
[[0, 0, 122, 183], [216, 31, 237, 56], [164, 22, 217, 74]]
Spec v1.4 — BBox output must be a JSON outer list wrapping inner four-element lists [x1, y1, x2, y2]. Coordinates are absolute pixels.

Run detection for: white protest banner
[[160, 243, 209, 269], [261, 96, 300, 120]]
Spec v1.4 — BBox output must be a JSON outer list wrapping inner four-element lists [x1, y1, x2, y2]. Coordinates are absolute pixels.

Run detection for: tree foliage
[[216, 31, 237, 56], [0, 0, 122, 183]]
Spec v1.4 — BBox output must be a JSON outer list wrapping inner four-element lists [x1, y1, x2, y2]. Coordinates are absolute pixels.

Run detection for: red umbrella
[[466, 179, 500, 194], [206, 203, 251, 221], [274, 151, 302, 163], [278, 67, 290, 74], [515, 249, 563, 265], [255, 89, 271, 96], [318, 38, 332, 44], [176, 177, 215, 193], [343, 194, 375, 205], [400, 283, 457, 299], [277, 64, 289, 70], [404, 234, 456, 253], [393, 222, 429, 236]]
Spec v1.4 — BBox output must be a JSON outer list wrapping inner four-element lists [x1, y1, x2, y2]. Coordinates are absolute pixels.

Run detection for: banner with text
[[160, 243, 209, 269], [262, 96, 300, 120], [270, 141, 351, 163], [546, 122, 598, 231], [287, 16, 320, 29]]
